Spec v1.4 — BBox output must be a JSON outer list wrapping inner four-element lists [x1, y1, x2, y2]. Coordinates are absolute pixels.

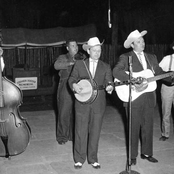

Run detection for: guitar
[[114, 69, 174, 102]]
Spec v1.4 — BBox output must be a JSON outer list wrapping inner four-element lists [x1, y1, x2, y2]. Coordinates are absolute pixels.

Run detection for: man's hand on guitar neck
[[163, 71, 174, 86]]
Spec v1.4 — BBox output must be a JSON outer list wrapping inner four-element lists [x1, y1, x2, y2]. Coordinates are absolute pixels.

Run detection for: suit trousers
[[56, 79, 74, 143], [125, 97, 154, 159], [73, 102, 104, 164]]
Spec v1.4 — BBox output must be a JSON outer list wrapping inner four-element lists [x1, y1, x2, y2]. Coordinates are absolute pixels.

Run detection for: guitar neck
[[148, 72, 173, 83]]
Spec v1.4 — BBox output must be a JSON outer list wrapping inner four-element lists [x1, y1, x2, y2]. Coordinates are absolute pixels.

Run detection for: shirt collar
[[89, 58, 98, 63], [134, 51, 144, 56]]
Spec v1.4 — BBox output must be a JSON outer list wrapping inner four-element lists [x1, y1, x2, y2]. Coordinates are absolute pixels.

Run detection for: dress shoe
[[141, 154, 158, 163], [159, 136, 169, 141], [131, 158, 137, 165], [58, 141, 66, 145], [74, 162, 82, 169], [91, 162, 101, 169]]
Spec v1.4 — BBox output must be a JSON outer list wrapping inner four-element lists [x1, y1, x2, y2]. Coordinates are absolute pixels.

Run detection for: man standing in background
[[159, 44, 174, 141], [54, 39, 79, 145]]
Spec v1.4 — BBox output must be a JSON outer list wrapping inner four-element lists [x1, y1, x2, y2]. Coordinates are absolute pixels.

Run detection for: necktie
[[137, 53, 144, 69], [90, 60, 97, 78]]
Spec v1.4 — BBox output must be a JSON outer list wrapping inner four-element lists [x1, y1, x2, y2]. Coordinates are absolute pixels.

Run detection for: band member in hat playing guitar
[[113, 30, 174, 166]]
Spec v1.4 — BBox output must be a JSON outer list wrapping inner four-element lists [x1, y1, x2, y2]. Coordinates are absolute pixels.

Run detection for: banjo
[[74, 79, 99, 104], [74, 60, 104, 104]]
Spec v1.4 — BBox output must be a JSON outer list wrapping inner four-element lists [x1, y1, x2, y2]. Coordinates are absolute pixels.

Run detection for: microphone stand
[[119, 56, 140, 174]]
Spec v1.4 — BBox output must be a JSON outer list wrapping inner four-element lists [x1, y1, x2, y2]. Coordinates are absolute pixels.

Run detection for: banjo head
[[75, 79, 98, 104]]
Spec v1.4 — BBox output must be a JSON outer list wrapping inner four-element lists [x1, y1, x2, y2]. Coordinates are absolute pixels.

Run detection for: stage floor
[[0, 102, 174, 174]]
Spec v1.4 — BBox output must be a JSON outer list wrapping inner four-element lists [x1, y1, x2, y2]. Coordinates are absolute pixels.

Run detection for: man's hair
[[66, 39, 77, 47]]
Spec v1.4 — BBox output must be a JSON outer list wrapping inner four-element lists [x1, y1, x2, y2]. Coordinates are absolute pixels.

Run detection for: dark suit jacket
[[69, 58, 113, 113], [113, 51, 169, 108]]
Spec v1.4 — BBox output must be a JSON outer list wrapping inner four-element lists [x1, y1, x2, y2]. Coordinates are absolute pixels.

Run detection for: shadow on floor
[[19, 95, 56, 112]]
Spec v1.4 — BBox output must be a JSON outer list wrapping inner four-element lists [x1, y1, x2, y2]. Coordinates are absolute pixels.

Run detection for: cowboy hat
[[82, 37, 103, 51], [124, 30, 147, 49]]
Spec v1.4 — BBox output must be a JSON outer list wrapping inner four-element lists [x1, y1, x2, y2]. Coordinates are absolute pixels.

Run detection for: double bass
[[0, 47, 31, 158]]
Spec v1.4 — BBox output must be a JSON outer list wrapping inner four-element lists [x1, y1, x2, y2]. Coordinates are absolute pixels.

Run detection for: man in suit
[[68, 37, 113, 169], [113, 30, 173, 166]]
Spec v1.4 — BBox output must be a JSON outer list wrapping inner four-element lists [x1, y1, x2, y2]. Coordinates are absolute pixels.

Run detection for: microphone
[[129, 56, 133, 79], [0, 47, 3, 56], [129, 55, 132, 65]]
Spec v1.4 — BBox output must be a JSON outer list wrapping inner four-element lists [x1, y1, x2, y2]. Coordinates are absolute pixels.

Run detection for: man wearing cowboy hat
[[113, 29, 173, 166], [68, 37, 113, 169]]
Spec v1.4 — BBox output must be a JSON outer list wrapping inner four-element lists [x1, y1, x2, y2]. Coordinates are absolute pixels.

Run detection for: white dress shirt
[[134, 51, 147, 70], [89, 58, 98, 78], [159, 54, 174, 72]]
